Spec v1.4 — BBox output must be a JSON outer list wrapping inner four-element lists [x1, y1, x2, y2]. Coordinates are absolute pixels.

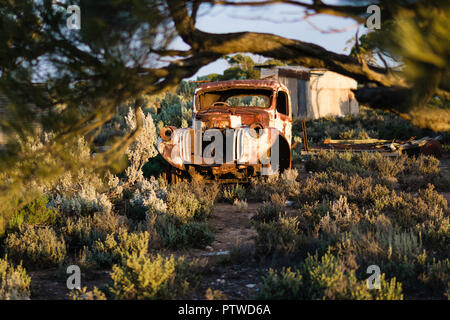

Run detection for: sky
[[176, 2, 366, 79]]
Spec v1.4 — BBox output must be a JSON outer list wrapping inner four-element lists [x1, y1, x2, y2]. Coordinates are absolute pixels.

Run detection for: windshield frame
[[195, 88, 275, 111]]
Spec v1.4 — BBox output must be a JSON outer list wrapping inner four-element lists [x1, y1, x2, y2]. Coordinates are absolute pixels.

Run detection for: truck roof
[[196, 79, 285, 92]]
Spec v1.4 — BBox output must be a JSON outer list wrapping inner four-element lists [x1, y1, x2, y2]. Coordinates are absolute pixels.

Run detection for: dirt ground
[[188, 202, 269, 299], [29, 269, 111, 300], [191, 202, 258, 254]]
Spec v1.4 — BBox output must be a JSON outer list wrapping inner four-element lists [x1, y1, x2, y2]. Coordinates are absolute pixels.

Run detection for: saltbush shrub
[[0, 256, 31, 300], [108, 254, 195, 300], [233, 199, 248, 212], [254, 214, 303, 256], [165, 181, 218, 224], [251, 149, 449, 299], [5, 225, 66, 268], [62, 211, 130, 252], [222, 184, 246, 203], [257, 267, 303, 300], [87, 231, 149, 267], [419, 258, 450, 298], [158, 219, 214, 250], [252, 202, 285, 223], [258, 249, 403, 300], [249, 169, 300, 201], [8, 195, 57, 231]]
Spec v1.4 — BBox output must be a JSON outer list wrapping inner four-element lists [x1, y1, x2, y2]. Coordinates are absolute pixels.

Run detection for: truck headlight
[[160, 126, 175, 141]]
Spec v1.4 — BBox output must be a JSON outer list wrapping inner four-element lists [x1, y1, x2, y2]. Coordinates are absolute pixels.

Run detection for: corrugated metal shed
[[259, 66, 359, 120]]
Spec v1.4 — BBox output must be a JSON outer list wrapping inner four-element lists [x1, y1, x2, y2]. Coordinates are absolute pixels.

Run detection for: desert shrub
[[166, 182, 201, 224], [229, 241, 255, 264], [335, 231, 423, 287], [318, 196, 358, 235], [44, 138, 113, 216], [254, 214, 303, 256], [304, 151, 365, 175], [406, 154, 440, 176], [253, 153, 449, 299], [166, 180, 218, 224], [249, 176, 273, 201], [233, 199, 248, 212], [71, 254, 201, 300], [142, 154, 170, 179], [205, 288, 228, 300], [433, 171, 450, 192], [50, 187, 112, 216], [87, 231, 149, 267], [379, 184, 448, 231], [295, 171, 390, 207], [254, 197, 358, 258], [279, 169, 301, 198], [249, 169, 300, 201], [222, 184, 246, 203], [70, 286, 107, 300], [270, 193, 287, 206], [252, 202, 285, 223], [189, 180, 220, 221], [5, 225, 66, 268], [305, 151, 407, 178], [8, 195, 57, 231], [300, 250, 403, 300], [419, 258, 450, 298], [152, 92, 193, 129], [258, 250, 403, 300], [129, 176, 167, 216], [358, 152, 405, 177], [108, 254, 195, 299], [259, 109, 449, 299], [0, 256, 31, 300], [257, 267, 303, 300], [416, 214, 449, 256], [399, 155, 442, 191], [62, 211, 130, 252], [123, 107, 158, 185], [305, 151, 446, 193], [158, 220, 214, 250], [133, 179, 218, 250]]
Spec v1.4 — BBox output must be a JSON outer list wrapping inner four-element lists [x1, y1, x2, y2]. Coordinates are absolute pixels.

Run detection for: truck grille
[[177, 128, 246, 164]]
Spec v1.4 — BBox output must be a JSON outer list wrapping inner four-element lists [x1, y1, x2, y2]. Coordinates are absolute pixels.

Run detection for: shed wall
[[260, 67, 359, 120], [309, 71, 358, 119]]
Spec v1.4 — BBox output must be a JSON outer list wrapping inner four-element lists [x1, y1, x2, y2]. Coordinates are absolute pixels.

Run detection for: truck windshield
[[198, 88, 273, 110]]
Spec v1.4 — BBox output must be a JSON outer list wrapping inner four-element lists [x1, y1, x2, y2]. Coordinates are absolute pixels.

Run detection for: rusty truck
[[157, 80, 293, 181]]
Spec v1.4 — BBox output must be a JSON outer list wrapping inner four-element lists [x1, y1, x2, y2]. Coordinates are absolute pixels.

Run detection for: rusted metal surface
[[157, 80, 293, 179], [196, 79, 284, 91]]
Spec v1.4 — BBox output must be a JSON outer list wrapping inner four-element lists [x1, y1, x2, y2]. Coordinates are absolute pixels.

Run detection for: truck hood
[[195, 107, 270, 129]]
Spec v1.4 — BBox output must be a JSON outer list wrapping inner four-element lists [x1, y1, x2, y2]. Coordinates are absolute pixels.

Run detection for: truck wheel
[[269, 137, 291, 173]]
